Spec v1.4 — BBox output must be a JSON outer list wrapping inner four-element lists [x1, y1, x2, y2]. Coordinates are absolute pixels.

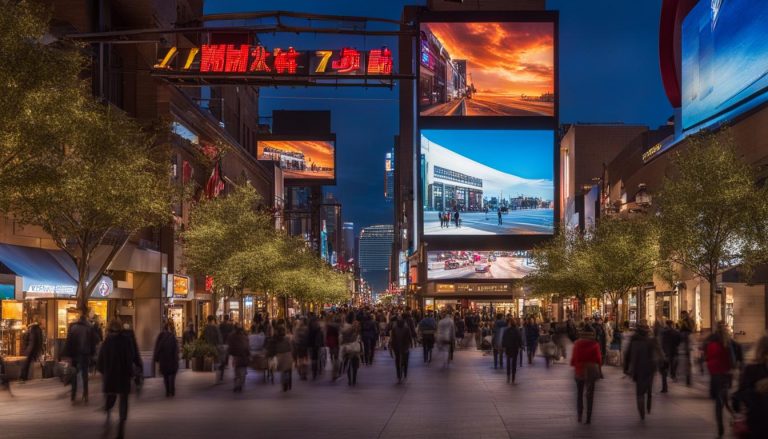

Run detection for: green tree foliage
[[0, 3, 172, 313], [656, 129, 768, 326]]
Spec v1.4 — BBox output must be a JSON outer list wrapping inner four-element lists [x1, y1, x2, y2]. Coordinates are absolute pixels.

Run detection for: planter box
[[191, 356, 214, 372]]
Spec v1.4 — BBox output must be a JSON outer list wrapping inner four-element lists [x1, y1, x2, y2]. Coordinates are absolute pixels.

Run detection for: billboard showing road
[[257, 140, 335, 182], [427, 250, 533, 280], [421, 129, 554, 236], [682, 0, 768, 131], [419, 21, 554, 117]]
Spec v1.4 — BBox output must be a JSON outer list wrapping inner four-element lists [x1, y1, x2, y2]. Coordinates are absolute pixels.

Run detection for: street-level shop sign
[[90, 276, 114, 298], [435, 283, 513, 294], [171, 274, 190, 297], [154, 44, 393, 77], [27, 283, 76, 295]]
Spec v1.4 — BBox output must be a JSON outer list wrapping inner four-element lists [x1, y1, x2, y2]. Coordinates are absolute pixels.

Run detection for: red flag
[[205, 160, 225, 199]]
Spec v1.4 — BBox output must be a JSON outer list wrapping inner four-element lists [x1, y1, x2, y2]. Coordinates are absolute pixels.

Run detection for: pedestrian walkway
[[0, 348, 717, 439]]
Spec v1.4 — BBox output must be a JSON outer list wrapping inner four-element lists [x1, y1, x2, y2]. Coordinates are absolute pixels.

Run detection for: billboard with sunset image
[[257, 139, 336, 183], [419, 21, 555, 117]]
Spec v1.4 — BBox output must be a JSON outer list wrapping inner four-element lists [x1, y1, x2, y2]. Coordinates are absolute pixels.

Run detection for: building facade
[[358, 225, 394, 296]]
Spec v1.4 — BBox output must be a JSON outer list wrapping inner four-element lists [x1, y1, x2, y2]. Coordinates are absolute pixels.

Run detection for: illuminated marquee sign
[[155, 44, 393, 77], [434, 283, 513, 294]]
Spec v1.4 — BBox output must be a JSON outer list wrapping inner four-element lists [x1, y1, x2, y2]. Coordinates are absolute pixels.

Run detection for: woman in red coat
[[571, 327, 602, 424]]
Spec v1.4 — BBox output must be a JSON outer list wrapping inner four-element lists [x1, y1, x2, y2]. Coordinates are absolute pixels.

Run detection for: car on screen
[[444, 260, 460, 270], [475, 264, 490, 273]]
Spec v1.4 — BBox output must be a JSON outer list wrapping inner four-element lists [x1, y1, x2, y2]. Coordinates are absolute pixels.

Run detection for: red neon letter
[[332, 48, 361, 73], [367, 47, 393, 74], [200, 44, 227, 72], [249, 46, 271, 72], [273, 47, 299, 74], [224, 44, 249, 73]]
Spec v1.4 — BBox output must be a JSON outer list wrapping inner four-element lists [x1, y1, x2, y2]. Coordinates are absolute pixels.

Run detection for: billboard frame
[[255, 134, 337, 186]]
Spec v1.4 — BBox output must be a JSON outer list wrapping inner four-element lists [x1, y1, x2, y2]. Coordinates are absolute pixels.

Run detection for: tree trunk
[[709, 274, 718, 331]]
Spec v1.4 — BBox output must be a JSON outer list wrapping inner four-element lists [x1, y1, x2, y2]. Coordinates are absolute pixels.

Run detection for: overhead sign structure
[[153, 42, 396, 86]]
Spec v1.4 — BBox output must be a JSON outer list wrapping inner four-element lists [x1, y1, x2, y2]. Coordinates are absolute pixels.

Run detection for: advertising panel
[[421, 129, 554, 236], [257, 140, 336, 183], [427, 250, 533, 280], [682, 0, 768, 130], [419, 21, 555, 117]]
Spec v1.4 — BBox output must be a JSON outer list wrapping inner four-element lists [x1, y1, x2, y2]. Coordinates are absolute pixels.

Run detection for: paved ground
[[424, 209, 554, 235], [0, 347, 720, 439]]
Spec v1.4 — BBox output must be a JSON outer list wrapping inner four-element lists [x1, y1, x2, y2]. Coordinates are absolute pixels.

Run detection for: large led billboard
[[682, 0, 768, 131], [421, 129, 554, 236], [427, 250, 533, 280], [257, 140, 335, 183], [419, 21, 555, 117]]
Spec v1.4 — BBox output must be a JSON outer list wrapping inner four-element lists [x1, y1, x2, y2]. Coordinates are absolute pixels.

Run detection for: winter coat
[[704, 334, 734, 375], [65, 320, 96, 358], [24, 324, 44, 360], [389, 323, 413, 353], [203, 324, 222, 347], [308, 320, 325, 348], [267, 335, 293, 372], [624, 331, 663, 381], [418, 317, 437, 334], [227, 331, 250, 368], [219, 322, 235, 344], [571, 338, 602, 380], [153, 330, 179, 376], [97, 330, 141, 394], [182, 329, 197, 346], [733, 363, 768, 438], [501, 326, 524, 356], [524, 323, 540, 346], [492, 319, 507, 349], [455, 319, 466, 338], [437, 317, 455, 344], [361, 318, 378, 339], [660, 327, 681, 358]]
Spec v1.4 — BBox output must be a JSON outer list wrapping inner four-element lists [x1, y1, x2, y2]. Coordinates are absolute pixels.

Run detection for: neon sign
[[155, 44, 393, 77]]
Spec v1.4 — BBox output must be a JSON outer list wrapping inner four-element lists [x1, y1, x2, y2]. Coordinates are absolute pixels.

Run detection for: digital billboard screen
[[257, 140, 335, 182], [427, 250, 533, 280], [419, 21, 554, 117], [682, 0, 768, 130], [421, 129, 554, 236]]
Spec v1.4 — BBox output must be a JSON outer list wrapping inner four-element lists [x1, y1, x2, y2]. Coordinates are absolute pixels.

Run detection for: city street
[[421, 95, 554, 117], [428, 256, 534, 280], [0, 347, 717, 439], [424, 209, 554, 235]]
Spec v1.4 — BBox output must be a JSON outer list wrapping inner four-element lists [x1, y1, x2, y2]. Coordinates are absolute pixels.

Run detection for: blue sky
[[204, 0, 673, 231], [422, 130, 554, 179]]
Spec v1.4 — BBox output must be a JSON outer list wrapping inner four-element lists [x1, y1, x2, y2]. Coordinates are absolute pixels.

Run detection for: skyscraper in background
[[358, 224, 394, 297], [341, 222, 355, 264], [385, 147, 394, 203]]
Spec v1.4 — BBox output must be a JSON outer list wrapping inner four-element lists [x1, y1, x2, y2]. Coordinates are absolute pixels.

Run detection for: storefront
[[165, 274, 191, 337], [422, 282, 523, 318]]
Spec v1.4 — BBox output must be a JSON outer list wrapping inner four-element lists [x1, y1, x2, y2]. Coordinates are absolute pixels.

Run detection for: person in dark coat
[[624, 322, 664, 420], [227, 324, 250, 393], [98, 320, 142, 439], [307, 315, 325, 379], [592, 317, 607, 364], [64, 315, 97, 403], [153, 323, 179, 397], [389, 315, 413, 383], [360, 313, 379, 366], [20, 321, 43, 381], [660, 320, 681, 393], [492, 314, 507, 369], [502, 318, 524, 383], [524, 318, 540, 365], [733, 335, 768, 439], [454, 316, 466, 349]]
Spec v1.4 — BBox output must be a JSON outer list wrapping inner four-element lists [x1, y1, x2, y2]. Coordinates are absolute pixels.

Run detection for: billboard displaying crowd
[[421, 129, 554, 236], [427, 250, 534, 280], [257, 140, 335, 183], [419, 21, 555, 117], [682, 0, 768, 131]]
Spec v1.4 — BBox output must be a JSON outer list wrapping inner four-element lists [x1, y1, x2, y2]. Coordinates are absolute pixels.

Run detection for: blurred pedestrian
[[679, 310, 695, 386], [732, 335, 768, 438], [227, 324, 250, 393], [308, 315, 325, 379], [340, 312, 361, 386], [455, 315, 465, 349], [571, 327, 602, 424], [97, 320, 142, 439], [502, 318, 523, 384], [437, 312, 456, 367], [389, 315, 413, 383], [419, 311, 437, 364], [361, 313, 378, 366], [492, 313, 507, 369], [624, 321, 664, 420], [153, 322, 179, 397], [268, 325, 294, 392], [325, 316, 341, 381], [64, 314, 97, 403], [525, 318, 540, 365], [218, 315, 234, 383], [660, 320, 681, 393], [704, 322, 737, 438], [20, 320, 43, 382]]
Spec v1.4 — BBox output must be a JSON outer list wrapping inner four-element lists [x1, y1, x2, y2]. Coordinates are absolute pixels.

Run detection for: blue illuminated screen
[[682, 0, 768, 130]]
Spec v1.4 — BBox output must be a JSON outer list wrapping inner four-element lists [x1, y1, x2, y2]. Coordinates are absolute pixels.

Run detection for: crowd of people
[[2, 306, 768, 439]]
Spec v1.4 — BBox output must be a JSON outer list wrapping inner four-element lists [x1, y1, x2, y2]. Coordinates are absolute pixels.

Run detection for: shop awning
[[0, 244, 78, 296]]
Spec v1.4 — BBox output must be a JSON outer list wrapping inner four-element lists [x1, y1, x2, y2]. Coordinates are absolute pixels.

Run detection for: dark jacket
[[361, 318, 379, 339], [624, 330, 663, 381], [733, 363, 768, 438], [64, 319, 96, 359], [227, 331, 250, 368], [502, 326, 524, 356], [660, 327, 681, 358], [97, 330, 142, 394], [492, 319, 507, 347], [390, 322, 413, 353], [203, 323, 222, 347], [153, 330, 179, 376], [524, 323, 540, 346], [24, 323, 44, 360], [308, 320, 325, 348], [182, 328, 197, 346], [455, 319, 465, 338], [219, 322, 235, 344]]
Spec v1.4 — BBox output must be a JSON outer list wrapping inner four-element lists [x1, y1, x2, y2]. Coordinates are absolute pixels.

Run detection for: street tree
[[586, 215, 661, 325], [656, 129, 768, 326]]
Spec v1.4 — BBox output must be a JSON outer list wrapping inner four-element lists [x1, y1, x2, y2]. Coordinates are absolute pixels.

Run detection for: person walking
[[267, 325, 294, 392], [418, 311, 437, 364], [97, 320, 142, 439], [437, 312, 456, 367], [660, 320, 681, 393], [203, 315, 223, 377], [525, 318, 540, 365], [453, 210, 460, 228], [678, 310, 695, 386], [217, 315, 234, 383], [64, 314, 97, 403], [704, 322, 736, 438], [153, 323, 179, 397], [389, 315, 413, 383], [325, 316, 341, 380], [571, 327, 602, 424], [340, 312, 361, 386], [732, 335, 768, 438], [20, 321, 43, 382], [227, 324, 250, 393], [360, 313, 378, 366], [502, 318, 523, 383], [497, 208, 502, 225], [592, 317, 607, 364], [454, 315, 465, 349], [307, 315, 325, 379], [624, 322, 664, 420], [492, 313, 507, 369]]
